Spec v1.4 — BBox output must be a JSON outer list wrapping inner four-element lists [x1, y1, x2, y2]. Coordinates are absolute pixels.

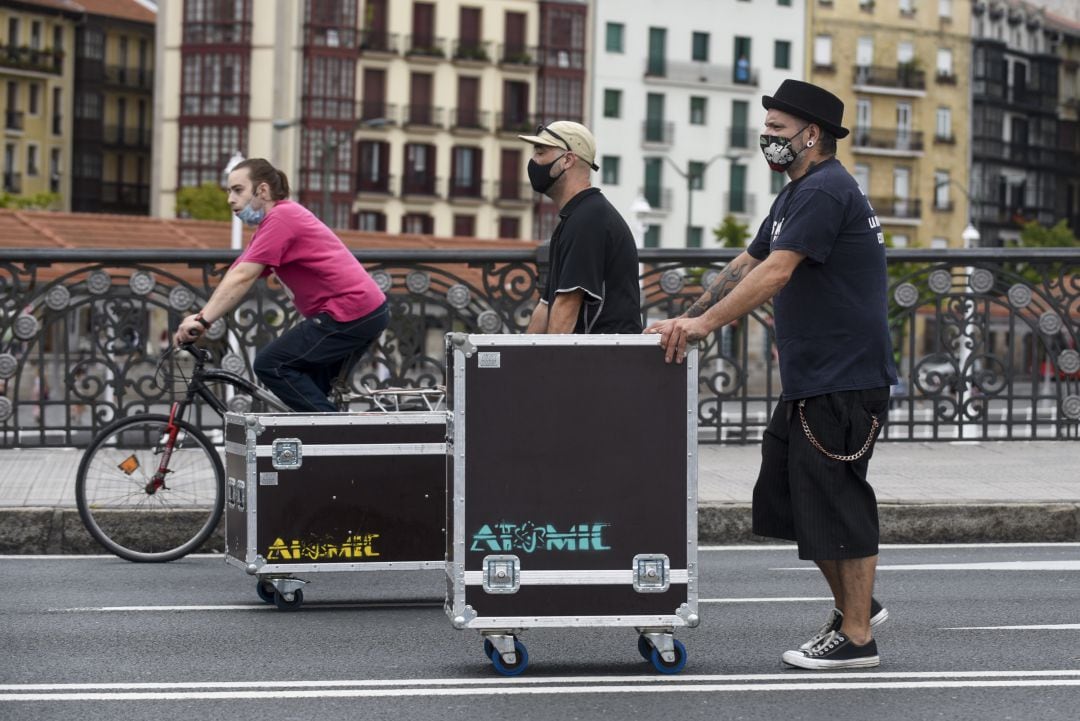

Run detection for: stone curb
[[2, 504, 1079, 554]]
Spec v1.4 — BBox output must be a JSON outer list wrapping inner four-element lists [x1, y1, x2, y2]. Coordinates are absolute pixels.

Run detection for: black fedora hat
[[762, 80, 849, 139]]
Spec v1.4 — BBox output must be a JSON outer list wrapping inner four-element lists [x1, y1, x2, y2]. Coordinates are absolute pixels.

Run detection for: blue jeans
[[253, 302, 389, 412]]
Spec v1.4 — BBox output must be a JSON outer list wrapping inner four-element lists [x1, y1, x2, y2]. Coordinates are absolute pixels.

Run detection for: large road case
[[224, 411, 446, 610], [445, 333, 699, 675]]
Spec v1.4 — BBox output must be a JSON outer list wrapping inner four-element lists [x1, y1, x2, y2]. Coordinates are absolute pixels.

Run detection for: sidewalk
[[1, 440, 1077, 553]]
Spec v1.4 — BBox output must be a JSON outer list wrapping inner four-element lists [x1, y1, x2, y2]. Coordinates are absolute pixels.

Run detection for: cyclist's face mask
[[759, 124, 810, 172]]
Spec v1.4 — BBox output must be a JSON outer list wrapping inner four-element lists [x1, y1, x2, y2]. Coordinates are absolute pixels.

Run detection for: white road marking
[[777, 561, 1080, 572], [699, 597, 832, 604], [49, 601, 441, 613], [944, 624, 1080, 631], [4, 674, 1080, 702], [699, 543, 1080, 552]]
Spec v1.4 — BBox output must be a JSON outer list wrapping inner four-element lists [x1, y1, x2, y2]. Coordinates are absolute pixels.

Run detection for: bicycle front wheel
[[76, 414, 225, 562]]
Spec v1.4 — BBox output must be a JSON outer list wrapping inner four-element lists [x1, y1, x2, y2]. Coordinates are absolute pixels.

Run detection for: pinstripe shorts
[[751, 387, 890, 561]]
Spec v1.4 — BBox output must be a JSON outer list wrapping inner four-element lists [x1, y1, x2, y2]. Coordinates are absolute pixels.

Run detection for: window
[[53, 25, 63, 52], [779, 0, 792, 5], [692, 32, 709, 62], [29, 84, 40, 115], [27, 145, 39, 176], [643, 157, 663, 207], [688, 161, 705, 190], [930, 237, 948, 249], [936, 48, 953, 79], [453, 214, 476, 237], [774, 40, 790, 69], [181, 52, 249, 116], [934, 170, 950, 209], [402, 212, 434, 235], [601, 155, 620, 185], [603, 88, 621, 118], [687, 227, 703, 248], [647, 27, 666, 76], [894, 234, 911, 248], [75, 91, 102, 119], [605, 22, 624, 52], [936, 106, 952, 139], [689, 96, 706, 125], [733, 37, 751, 83], [731, 99, 749, 147], [939, 0, 952, 17], [856, 36, 873, 68], [813, 35, 832, 68], [30, 21, 42, 49], [498, 216, 520, 239], [897, 42, 914, 64], [8, 18, 19, 46], [79, 28, 104, 60], [49, 147, 60, 191], [643, 225, 660, 248], [450, 145, 482, 197], [356, 211, 386, 232], [853, 163, 870, 195], [728, 163, 747, 213], [771, 171, 787, 194], [177, 123, 244, 186]]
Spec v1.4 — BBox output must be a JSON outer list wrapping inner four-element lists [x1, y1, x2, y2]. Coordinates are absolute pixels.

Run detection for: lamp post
[[223, 151, 245, 251], [664, 152, 740, 246]]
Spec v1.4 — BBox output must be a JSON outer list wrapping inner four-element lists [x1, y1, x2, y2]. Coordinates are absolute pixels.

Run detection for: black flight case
[[223, 411, 447, 610], [444, 333, 699, 675]]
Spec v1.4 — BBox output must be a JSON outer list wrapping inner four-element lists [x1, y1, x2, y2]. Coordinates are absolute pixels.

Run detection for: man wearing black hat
[[647, 80, 897, 670]]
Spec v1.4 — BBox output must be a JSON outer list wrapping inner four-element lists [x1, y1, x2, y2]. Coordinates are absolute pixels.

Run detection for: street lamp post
[[223, 151, 245, 251], [664, 153, 739, 246]]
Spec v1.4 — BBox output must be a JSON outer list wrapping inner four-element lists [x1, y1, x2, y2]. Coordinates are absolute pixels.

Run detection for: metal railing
[[0, 248, 1076, 447], [2, 171, 21, 193], [0, 45, 62, 74], [852, 127, 926, 153], [452, 40, 491, 63], [495, 112, 537, 134], [359, 30, 399, 54], [403, 105, 444, 128], [5, 110, 24, 131], [853, 64, 927, 90], [642, 120, 674, 146], [497, 44, 537, 67], [451, 108, 489, 132], [103, 65, 153, 91], [103, 126, 152, 149], [870, 196, 922, 219], [405, 35, 446, 59]]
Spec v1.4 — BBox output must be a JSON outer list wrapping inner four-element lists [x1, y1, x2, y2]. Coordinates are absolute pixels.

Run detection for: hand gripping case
[[444, 333, 699, 675], [224, 411, 447, 610]]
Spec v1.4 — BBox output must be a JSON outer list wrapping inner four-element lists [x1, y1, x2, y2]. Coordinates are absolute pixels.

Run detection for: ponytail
[[233, 158, 290, 200]]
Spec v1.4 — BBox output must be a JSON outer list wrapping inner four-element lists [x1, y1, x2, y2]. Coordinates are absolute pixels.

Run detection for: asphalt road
[[2, 544, 1079, 720]]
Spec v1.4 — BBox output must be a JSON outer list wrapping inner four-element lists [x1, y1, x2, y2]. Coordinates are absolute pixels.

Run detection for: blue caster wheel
[[650, 639, 687, 675], [637, 635, 653, 661], [483, 639, 496, 660], [256, 580, 276, 604], [491, 639, 529, 677]]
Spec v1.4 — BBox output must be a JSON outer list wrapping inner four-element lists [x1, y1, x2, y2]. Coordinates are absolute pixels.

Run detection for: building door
[[729, 162, 747, 213], [856, 98, 871, 145], [896, 102, 912, 150], [409, 72, 433, 125], [645, 93, 664, 142], [644, 157, 662, 208], [412, 2, 435, 47], [500, 148, 520, 199], [731, 99, 748, 147], [647, 27, 666, 76], [362, 68, 386, 120], [504, 11, 526, 57], [457, 75, 479, 127], [502, 80, 528, 131]]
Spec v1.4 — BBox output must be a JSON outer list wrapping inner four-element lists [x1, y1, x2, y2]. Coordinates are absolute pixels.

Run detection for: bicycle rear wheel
[[76, 414, 224, 562]]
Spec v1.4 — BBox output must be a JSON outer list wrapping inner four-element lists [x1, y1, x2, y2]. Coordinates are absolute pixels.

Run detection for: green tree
[[176, 182, 231, 221], [712, 214, 750, 248], [1014, 219, 1079, 285]]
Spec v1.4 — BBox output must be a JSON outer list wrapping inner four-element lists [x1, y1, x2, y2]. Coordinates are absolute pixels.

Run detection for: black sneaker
[[783, 631, 880, 670], [798, 598, 889, 651]]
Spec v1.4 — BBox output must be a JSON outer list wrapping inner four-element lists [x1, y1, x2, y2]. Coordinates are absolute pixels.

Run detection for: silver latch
[[234, 479, 246, 512], [482, 555, 520, 594], [226, 477, 237, 509], [271, 438, 303, 469], [633, 554, 670, 593]]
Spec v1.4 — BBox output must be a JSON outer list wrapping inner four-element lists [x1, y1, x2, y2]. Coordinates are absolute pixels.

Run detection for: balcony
[[497, 44, 537, 68], [852, 127, 925, 156], [640, 186, 673, 212], [642, 120, 674, 147], [357, 102, 398, 126], [495, 112, 537, 135], [971, 137, 1057, 168], [727, 126, 757, 151], [853, 65, 927, 94], [3, 171, 21, 194], [643, 59, 759, 89], [405, 35, 446, 60], [451, 108, 489, 133], [356, 173, 394, 195], [725, 192, 757, 216], [103, 126, 152, 149], [0, 45, 62, 74], [1006, 86, 1057, 113], [869, 196, 922, 221], [359, 30, 399, 54], [401, 174, 440, 198], [402, 105, 444, 129], [5, 110, 24, 132], [448, 177, 485, 201], [51, 114, 62, 135], [104, 65, 153, 92], [492, 180, 534, 205], [452, 40, 491, 64], [100, 182, 150, 213]]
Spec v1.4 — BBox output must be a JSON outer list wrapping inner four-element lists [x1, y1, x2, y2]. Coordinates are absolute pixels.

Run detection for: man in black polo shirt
[[518, 121, 642, 333]]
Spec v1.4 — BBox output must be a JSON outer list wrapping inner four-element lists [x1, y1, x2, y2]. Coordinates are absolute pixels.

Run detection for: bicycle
[[76, 343, 444, 563]]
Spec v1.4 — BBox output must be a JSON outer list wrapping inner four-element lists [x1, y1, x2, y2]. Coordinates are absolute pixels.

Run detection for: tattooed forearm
[[686, 259, 750, 317]]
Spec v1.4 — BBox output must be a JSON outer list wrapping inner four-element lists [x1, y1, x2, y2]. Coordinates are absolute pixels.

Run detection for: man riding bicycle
[[173, 158, 388, 412]]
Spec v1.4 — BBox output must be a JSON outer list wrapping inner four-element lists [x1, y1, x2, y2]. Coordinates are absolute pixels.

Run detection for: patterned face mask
[[759, 125, 809, 172]]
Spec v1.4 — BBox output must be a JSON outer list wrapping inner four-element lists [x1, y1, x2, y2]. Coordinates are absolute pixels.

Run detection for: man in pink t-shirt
[[173, 158, 388, 411]]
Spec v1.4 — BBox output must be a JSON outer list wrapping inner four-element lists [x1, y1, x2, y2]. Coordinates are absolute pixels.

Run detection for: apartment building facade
[[153, 0, 588, 240], [71, 0, 155, 215], [807, 0, 972, 249], [590, 0, 805, 249], [1, 0, 78, 207]]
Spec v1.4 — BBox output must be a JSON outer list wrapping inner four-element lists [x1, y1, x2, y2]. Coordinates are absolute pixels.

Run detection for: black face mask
[[759, 125, 810, 172], [528, 154, 568, 195]]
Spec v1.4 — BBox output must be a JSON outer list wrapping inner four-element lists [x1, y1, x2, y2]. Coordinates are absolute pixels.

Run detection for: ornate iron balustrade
[[0, 248, 1076, 447]]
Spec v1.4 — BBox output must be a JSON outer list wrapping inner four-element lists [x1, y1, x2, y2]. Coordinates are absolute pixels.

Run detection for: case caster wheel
[[273, 588, 304, 611], [491, 639, 529, 677], [637, 635, 653, 661], [483, 639, 496, 660], [256, 580, 276, 604], [650, 638, 687, 675]]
